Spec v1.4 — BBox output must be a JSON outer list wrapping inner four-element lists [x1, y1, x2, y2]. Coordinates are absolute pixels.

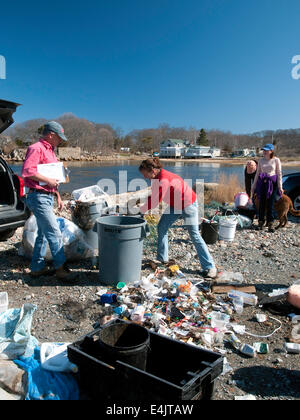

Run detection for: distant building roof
[[161, 139, 190, 147]]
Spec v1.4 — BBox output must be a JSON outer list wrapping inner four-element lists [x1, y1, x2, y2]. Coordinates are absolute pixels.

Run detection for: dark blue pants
[[258, 182, 277, 224]]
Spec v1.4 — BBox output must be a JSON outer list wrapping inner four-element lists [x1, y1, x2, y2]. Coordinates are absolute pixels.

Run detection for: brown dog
[[274, 194, 300, 228], [255, 194, 300, 229]]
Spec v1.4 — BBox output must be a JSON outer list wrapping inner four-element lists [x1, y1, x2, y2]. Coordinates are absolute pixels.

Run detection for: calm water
[[11, 160, 300, 195]]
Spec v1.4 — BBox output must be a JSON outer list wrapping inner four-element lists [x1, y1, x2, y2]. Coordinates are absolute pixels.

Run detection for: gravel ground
[[0, 203, 299, 400]]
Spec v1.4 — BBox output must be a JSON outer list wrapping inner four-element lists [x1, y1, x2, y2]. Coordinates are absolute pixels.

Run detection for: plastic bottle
[[131, 305, 145, 322], [232, 296, 244, 314], [228, 290, 258, 306], [113, 305, 127, 316], [100, 294, 118, 304]]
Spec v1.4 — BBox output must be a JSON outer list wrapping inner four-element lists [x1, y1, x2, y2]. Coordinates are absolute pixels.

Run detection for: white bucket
[[219, 218, 237, 242], [234, 192, 249, 208]]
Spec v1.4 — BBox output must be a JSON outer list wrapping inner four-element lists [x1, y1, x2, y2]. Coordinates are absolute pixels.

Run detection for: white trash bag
[[19, 215, 94, 261]]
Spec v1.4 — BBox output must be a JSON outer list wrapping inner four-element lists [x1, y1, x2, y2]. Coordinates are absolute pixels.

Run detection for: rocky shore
[[0, 195, 299, 400]]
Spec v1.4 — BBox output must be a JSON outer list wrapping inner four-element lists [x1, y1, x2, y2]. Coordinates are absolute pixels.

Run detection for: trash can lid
[[96, 215, 146, 229]]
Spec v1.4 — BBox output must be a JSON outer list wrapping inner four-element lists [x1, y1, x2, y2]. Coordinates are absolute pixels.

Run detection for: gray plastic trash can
[[96, 216, 149, 286]]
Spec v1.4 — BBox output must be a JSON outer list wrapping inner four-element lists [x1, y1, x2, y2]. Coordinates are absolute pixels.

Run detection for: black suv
[[283, 172, 300, 211], [0, 99, 30, 240]]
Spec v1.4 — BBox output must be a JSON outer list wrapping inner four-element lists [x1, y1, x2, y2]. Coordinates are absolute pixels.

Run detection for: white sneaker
[[205, 268, 218, 279]]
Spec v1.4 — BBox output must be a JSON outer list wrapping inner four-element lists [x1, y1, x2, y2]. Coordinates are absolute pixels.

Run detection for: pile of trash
[[95, 265, 300, 364], [0, 277, 300, 400]]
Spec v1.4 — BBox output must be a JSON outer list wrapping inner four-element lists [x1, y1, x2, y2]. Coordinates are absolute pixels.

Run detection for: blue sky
[[0, 0, 300, 134]]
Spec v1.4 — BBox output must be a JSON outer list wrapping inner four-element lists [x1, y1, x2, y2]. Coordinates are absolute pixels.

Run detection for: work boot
[[268, 221, 275, 233], [30, 266, 56, 278], [56, 265, 77, 281]]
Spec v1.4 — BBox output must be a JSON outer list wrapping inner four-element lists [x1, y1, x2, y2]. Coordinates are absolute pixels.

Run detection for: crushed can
[[227, 332, 241, 350]]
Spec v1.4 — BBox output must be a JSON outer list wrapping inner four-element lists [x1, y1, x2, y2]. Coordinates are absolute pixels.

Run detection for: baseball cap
[[42, 121, 68, 142], [262, 143, 274, 151]]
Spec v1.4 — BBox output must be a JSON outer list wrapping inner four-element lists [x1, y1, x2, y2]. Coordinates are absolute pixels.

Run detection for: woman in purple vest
[[251, 144, 283, 232]]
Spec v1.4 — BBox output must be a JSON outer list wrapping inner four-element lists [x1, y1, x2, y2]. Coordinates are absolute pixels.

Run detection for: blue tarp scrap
[[14, 347, 79, 401]]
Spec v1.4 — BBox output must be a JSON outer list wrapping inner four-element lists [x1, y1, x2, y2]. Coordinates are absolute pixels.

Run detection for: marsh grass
[[205, 173, 244, 204]]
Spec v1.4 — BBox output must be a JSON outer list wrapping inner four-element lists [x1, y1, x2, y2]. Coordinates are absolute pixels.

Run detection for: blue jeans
[[25, 192, 66, 272], [157, 201, 215, 271]]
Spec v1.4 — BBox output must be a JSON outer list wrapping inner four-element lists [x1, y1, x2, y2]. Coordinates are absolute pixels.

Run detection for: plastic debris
[[72, 185, 109, 203], [100, 294, 118, 304], [228, 290, 258, 306], [93, 259, 282, 365], [217, 272, 244, 284], [255, 314, 267, 323], [253, 342, 269, 354], [285, 343, 300, 354], [40, 343, 78, 373], [239, 344, 257, 358]]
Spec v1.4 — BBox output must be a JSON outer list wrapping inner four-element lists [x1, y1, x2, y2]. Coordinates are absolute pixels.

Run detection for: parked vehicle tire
[[0, 228, 17, 241], [290, 188, 300, 211]]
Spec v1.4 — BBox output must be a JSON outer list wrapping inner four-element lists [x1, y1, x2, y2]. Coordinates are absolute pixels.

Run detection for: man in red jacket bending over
[[139, 158, 217, 279]]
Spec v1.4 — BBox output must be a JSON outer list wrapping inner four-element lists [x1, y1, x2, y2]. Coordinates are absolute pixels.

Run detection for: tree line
[[1, 113, 300, 157]]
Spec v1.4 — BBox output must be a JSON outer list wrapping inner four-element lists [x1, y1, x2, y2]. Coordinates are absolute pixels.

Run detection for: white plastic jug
[[234, 192, 249, 208], [219, 218, 237, 242]]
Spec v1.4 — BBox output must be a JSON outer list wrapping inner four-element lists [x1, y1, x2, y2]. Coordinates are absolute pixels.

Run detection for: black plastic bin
[[68, 320, 224, 401]]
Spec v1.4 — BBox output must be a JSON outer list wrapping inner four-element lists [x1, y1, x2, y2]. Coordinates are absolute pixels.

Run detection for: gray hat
[[43, 121, 68, 142]]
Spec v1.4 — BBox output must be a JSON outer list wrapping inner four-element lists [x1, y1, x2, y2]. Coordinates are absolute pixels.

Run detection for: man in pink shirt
[[22, 121, 74, 280]]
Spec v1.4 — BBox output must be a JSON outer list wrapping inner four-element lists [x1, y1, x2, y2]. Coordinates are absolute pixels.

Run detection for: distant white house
[[184, 146, 221, 159], [120, 147, 131, 152], [159, 140, 222, 159], [159, 139, 189, 158], [232, 148, 256, 158]]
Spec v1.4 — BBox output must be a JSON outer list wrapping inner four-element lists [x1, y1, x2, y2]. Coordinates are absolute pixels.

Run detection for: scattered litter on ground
[[0, 195, 299, 400]]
